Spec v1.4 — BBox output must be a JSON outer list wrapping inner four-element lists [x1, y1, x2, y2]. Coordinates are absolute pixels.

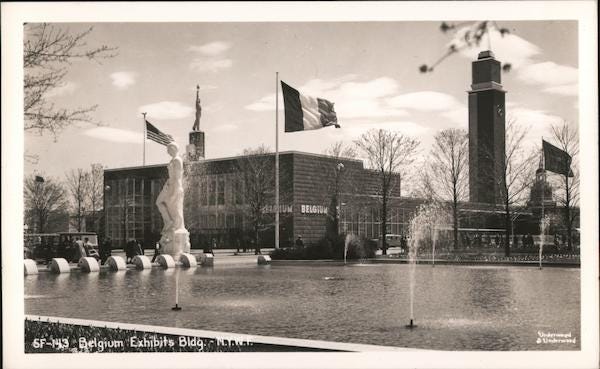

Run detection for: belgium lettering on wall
[[300, 204, 328, 215], [262, 204, 293, 214]]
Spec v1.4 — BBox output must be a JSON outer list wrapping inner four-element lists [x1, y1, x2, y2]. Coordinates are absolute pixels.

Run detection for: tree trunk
[[38, 213, 45, 233], [565, 175, 573, 251], [381, 193, 388, 256], [453, 200, 458, 251], [504, 199, 511, 257]]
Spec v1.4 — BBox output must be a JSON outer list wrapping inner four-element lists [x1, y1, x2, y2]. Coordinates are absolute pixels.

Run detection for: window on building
[[234, 214, 243, 229], [199, 178, 208, 206], [217, 178, 225, 205], [234, 179, 244, 205], [209, 177, 216, 206]]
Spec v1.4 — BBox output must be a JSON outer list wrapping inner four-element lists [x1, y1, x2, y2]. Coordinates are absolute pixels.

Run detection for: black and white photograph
[[2, 2, 598, 369]]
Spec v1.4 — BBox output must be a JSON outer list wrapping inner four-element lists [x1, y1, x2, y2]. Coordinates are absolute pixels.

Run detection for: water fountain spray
[[172, 251, 182, 311], [539, 215, 550, 270], [344, 234, 359, 265], [405, 202, 449, 329]]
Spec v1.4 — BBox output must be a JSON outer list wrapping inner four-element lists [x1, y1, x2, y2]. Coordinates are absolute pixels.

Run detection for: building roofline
[[104, 150, 363, 172], [104, 163, 167, 172]]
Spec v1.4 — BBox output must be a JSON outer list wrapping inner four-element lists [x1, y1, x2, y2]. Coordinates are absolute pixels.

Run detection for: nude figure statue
[[156, 142, 185, 232]]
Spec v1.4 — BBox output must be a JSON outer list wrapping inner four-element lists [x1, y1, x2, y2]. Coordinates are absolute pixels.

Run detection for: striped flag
[[281, 81, 340, 132], [146, 120, 174, 146]]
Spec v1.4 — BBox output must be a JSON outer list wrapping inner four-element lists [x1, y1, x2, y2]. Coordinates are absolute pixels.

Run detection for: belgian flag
[[543, 140, 574, 177], [281, 81, 340, 133]]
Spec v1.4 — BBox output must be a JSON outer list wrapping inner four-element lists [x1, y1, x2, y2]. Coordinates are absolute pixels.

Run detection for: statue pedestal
[[160, 228, 191, 259]]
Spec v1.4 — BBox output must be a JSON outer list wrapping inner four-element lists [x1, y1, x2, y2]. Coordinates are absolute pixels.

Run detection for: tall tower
[[187, 85, 205, 161], [468, 50, 506, 204]]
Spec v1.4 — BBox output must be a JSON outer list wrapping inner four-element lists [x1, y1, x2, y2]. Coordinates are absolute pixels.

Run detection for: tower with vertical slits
[[468, 50, 506, 204]]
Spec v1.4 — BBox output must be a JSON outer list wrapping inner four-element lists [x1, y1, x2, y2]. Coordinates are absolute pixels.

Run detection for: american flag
[[146, 120, 174, 146]]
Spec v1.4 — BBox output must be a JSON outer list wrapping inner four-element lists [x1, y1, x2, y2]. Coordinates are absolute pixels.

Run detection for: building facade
[[104, 151, 405, 249]]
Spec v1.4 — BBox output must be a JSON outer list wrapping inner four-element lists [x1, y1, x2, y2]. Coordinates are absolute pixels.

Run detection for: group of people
[[124, 239, 164, 263], [71, 237, 100, 262], [124, 239, 145, 264]]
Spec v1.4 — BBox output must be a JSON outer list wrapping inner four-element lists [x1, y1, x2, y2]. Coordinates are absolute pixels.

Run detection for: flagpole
[[142, 112, 147, 166], [540, 141, 545, 270], [541, 141, 545, 222], [275, 72, 280, 249]]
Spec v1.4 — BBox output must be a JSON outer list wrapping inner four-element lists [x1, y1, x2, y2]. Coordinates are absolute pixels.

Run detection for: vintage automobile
[[25, 232, 100, 263]]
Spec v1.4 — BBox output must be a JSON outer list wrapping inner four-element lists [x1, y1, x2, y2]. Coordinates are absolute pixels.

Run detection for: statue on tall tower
[[192, 84, 201, 131], [187, 84, 205, 161]]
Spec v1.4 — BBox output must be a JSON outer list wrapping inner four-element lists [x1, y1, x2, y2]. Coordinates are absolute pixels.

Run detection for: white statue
[[156, 142, 190, 256]]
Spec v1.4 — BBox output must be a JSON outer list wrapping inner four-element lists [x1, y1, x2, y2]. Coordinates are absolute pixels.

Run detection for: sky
[[24, 21, 579, 180]]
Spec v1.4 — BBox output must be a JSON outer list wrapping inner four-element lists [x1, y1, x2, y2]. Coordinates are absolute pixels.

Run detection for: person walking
[[100, 237, 112, 265], [151, 241, 161, 263], [295, 235, 304, 248], [125, 239, 136, 263], [135, 239, 144, 256], [73, 237, 86, 262], [84, 237, 100, 261]]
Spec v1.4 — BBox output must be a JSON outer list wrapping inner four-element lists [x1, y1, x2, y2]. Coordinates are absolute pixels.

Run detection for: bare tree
[[322, 141, 359, 238], [235, 145, 274, 253], [24, 175, 68, 233], [24, 23, 117, 138], [487, 118, 537, 256], [355, 129, 420, 255], [412, 169, 437, 202], [549, 121, 579, 251], [419, 21, 512, 73], [323, 141, 358, 160], [86, 164, 104, 233], [427, 128, 469, 250], [65, 168, 90, 232]]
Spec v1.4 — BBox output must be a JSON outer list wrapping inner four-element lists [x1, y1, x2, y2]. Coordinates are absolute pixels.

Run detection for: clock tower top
[[471, 50, 504, 92]]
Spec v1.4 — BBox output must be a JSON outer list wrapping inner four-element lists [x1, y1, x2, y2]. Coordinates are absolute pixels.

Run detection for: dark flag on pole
[[281, 81, 340, 132], [146, 120, 174, 146], [543, 140, 574, 177]]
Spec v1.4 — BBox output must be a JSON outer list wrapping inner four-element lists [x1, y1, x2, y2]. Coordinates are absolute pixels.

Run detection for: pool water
[[25, 263, 580, 350]]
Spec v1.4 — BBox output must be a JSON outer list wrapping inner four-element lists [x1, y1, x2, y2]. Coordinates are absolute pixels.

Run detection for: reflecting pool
[[25, 264, 580, 350]]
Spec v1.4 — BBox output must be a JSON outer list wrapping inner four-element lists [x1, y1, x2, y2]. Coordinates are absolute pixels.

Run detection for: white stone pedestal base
[[49, 258, 70, 274], [157, 254, 176, 269], [107, 256, 126, 271], [78, 257, 100, 272], [179, 253, 197, 268], [201, 253, 214, 266], [24, 259, 38, 275], [160, 228, 190, 257], [257, 255, 272, 265], [132, 255, 151, 270]]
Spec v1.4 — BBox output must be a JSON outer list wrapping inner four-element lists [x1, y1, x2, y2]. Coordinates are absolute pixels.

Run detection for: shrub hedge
[[270, 234, 377, 260]]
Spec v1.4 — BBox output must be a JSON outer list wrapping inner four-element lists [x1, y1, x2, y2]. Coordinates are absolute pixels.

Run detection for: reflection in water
[[466, 268, 515, 314], [25, 264, 580, 350]]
